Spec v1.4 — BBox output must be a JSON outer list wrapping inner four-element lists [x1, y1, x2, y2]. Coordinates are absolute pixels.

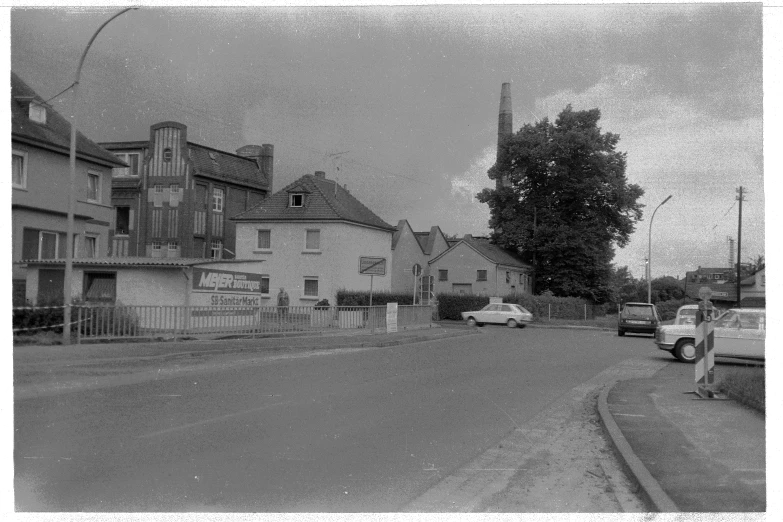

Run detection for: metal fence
[[12, 304, 435, 343]]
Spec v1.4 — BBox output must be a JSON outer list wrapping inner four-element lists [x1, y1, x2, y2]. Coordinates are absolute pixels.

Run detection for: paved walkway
[[600, 361, 766, 512]]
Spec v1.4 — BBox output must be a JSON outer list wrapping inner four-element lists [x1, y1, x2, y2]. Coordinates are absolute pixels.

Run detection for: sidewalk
[[599, 361, 766, 512]]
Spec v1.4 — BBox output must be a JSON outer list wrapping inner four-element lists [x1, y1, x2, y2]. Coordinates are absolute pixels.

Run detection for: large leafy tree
[[478, 105, 644, 303]]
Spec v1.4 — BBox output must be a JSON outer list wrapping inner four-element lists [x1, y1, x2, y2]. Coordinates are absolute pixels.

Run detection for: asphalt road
[[15, 327, 659, 512]]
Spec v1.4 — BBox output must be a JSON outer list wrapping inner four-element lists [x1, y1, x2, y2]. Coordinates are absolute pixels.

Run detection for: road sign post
[[694, 286, 722, 399], [359, 257, 387, 309]]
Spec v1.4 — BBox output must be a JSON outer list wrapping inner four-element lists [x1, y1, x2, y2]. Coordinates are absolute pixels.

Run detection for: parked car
[[462, 303, 533, 328], [672, 303, 726, 325], [617, 302, 660, 336], [654, 307, 765, 363]]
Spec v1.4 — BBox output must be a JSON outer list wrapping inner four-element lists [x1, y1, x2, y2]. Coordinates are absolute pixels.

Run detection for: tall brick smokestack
[[496, 82, 513, 189]]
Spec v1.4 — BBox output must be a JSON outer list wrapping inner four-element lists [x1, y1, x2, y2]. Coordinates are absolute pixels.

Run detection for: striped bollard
[[695, 287, 715, 397]]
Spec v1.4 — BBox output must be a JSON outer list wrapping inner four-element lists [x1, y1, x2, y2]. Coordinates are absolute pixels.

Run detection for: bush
[[719, 365, 765, 413], [336, 290, 415, 306], [435, 292, 601, 321], [655, 297, 698, 321]]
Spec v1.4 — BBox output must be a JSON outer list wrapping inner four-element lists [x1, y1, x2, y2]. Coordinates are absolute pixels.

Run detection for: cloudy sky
[[8, 1, 770, 280]]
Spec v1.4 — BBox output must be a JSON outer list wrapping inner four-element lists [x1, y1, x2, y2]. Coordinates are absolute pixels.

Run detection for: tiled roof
[[232, 174, 396, 231], [464, 236, 533, 269], [17, 257, 260, 268], [11, 72, 126, 168], [430, 235, 533, 270], [188, 145, 269, 189]]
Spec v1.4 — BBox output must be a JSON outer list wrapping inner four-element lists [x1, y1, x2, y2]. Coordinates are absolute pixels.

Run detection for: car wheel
[[674, 339, 697, 363], [618, 329, 625, 337], [466, 317, 477, 327], [507, 319, 518, 328]]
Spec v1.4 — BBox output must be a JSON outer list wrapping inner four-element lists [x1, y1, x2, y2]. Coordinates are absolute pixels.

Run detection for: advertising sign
[[191, 268, 265, 307], [386, 302, 398, 333]]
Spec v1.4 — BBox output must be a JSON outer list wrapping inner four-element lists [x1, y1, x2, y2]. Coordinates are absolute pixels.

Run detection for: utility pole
[[736, 186, 745, 308]]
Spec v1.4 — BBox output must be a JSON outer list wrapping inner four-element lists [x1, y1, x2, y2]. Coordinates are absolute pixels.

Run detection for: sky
[[6, 1, 773, 281]]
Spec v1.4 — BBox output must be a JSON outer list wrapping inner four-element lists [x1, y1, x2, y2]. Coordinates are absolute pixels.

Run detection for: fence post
[[584, 304, 587, 321], [548, 303, 551, 321], [76, 305, 82, 344]]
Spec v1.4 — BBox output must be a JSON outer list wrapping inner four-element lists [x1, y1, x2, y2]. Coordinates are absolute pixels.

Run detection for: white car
[[654, 307, 765, 363], [461, 303, 533, 328]]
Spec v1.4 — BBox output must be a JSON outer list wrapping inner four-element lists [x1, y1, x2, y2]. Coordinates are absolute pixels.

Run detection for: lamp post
[[63, 7, 136, 344], [647, 195, 673, 304]]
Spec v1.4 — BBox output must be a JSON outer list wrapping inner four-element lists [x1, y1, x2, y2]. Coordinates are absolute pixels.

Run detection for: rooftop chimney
[[236, 144, 274, 192], [314, 171, 326, 179]]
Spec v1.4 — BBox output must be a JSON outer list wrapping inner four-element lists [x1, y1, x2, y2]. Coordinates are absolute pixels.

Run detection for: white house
[[232, 171, 396, 306], [390, 219, 450, 301]]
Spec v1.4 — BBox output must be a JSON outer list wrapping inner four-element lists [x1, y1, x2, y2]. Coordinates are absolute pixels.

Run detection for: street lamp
[[63, 8, 137, 344], [647, 195, 673, 304]]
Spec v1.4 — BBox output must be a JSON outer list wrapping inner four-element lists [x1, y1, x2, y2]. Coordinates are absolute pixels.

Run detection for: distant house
[[740, 268, 765, 308], [390, 220, 450, 301], [232, 171, 397, 306], [428, 235, 533, 296], [11, 72, 127, 305], [99, 122, 273, 260]]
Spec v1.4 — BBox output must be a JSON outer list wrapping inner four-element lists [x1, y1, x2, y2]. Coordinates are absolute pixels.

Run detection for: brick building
[[100, 122, 273, 260]]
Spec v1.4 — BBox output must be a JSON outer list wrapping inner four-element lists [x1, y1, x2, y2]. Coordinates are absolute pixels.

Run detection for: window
[[163, 148, 173, 162], [115, 206, 130, 234], [84, 272, 116, 303], [438, 269, 448, 281], [40, 231, 58, 260], [169, 184, 181, 204], [260, 276, 270, 295], [168, 241, 179, 252], [29, 101, 46, 124], [22, 229, 65, 260], [113, 152, 140, 177], [84, 235, 97, 258], [505, 271, 510, 284], [477, 270, 487, 281], [154, 184, 164, 193], [151, 241, 162, 252], [211, 239, 223, 259], [290, 193, 304, 207], [257, 229, 271, 249], [87, 172, 101, 202], [305, 229, 320, 250], [304, 278, 319, 297], [520, 273, 524, 284], [213, 187, 224, 213], [12, 151, 27, 188]]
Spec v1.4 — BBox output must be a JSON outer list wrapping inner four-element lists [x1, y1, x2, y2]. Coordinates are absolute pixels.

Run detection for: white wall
[[235, 221, 393, 305]]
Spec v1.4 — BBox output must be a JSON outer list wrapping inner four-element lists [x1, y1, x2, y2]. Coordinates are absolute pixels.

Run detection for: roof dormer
[[286, 183, 311, 208], [15, 96, 48, 124]]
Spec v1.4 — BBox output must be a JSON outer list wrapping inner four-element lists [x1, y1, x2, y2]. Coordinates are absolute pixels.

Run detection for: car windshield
[[675, 309, 698, 325], [623, 305, 655, 318], [715, 310, 766, 330]]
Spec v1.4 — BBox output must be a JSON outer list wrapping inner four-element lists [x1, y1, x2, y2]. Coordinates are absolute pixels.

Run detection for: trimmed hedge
[[436, 292, 601, 321], [336, 290, 415, 306], [655, 297, 698, 321]]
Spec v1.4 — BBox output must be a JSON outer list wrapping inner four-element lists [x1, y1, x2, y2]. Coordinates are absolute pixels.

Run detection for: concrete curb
[[597, 382, 679, 513]]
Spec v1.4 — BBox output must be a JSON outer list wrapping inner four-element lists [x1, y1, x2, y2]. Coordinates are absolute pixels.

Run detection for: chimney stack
[[236, 144, 274, 192], [496, 82, 513, 189], [314, 171, 326, 179]]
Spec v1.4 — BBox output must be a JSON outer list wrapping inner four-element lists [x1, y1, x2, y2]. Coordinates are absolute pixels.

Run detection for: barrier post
[[694, 286, 721, 399]]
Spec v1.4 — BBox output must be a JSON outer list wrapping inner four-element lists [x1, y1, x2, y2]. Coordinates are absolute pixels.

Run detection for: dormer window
[[290, 194, 304, 207], [163, 148, 173, 162], [29, 101, 46, 124]]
